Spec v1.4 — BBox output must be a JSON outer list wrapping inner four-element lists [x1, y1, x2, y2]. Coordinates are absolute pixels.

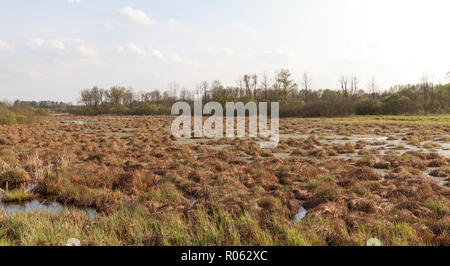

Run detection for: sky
[[0, 0, 449, 103]]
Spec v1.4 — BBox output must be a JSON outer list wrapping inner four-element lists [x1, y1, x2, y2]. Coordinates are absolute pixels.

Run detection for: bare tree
[[200, 81, 209, 103], [350, 76, 359, 99], [243, 74, 252, 97], [210, 80, 227, 103], [301, 72, 312, 102], [275, 69, 297, 103], [150, 90, 161, 104], [107, 86, 126, 105], [420, 74, 432, 100], [339, 76, 349, 98], [122, 88, 134, 107], [140, 91, 152, 102], [80, 88, 93, 107], [179, 88, 192, 101], [161, 91, 170, 106], [194, 83, 202, 101], [167, 81, 179, 100], [251, 74, 258, 98], [90, 87, 104, 109], [368, 77, 378, 99], [260, 72, 270, 102]]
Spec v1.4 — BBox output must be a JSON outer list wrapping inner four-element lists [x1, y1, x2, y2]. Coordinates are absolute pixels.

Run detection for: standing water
[[0, 198, 98, 219], [292, 203, 308, 222]]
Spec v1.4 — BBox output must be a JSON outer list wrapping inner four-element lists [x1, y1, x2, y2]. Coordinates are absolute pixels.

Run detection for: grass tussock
[[0, 114, 448, 245], [2, 189, 37, 202]]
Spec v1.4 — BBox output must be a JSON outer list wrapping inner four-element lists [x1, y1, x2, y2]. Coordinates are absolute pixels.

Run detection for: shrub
[[0, 102, 42, 125], [355, 98, 382, 115]]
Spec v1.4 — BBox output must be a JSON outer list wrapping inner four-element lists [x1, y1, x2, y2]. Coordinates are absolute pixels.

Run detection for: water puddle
[[292, 202, 308, 222], [335, 153, 359, 160], [65, 120, 89, 125], [0, 198, 98, 219], [43, 164, 55, 170], [280, 134, 310, 140], [25, 182, 37, 193], [187, 199, 198, 207], [373, 168, 388, 181], [425, 172, 447, 186], [280, 133, 450, 159]]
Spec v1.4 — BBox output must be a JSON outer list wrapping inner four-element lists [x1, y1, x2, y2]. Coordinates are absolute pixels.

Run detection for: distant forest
[[52, 70, 450, 117]]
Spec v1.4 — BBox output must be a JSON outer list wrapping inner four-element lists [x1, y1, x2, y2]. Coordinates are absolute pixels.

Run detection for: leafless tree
[[106, 86, 127, 105], [251, 74, 258, 98], [260, 72, 270, 102], [368, 77, 378, 99], [150, 90, 161, 104], [167, 81, 179, 100], [275, 69, 297, 103], [140, 91, 152, 102], [339, 76, 349, 98], [420, 74, 432, 100], [80, 88, 93, 107], [350, 76, 359, 99], [243, 74, 252, 97], [200, 81, 209, 103], [122, 87, 134, 107], [91, 87, 104, 109], [301, 72, 312, 102], [179, 89, 188, 101]]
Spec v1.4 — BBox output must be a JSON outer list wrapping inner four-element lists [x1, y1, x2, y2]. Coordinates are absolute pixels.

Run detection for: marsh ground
[[0, 114, 449, 246]]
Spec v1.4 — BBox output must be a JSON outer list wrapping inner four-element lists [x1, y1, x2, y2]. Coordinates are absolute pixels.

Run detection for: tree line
[[73, 69, 450, 117], [0, 101, 49, 125]]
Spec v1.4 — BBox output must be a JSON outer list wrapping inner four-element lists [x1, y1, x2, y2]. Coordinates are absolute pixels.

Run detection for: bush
[[131, 103, 170, 115], [0, 102, 42, 125], [355, 98, 382, 115], [381, 94, 416, 115], [0, 104, 17, 124], [280, 98, 354, 117]]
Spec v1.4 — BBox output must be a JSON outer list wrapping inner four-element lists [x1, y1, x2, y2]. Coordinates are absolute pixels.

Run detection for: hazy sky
[[0, 0, 449, 103]]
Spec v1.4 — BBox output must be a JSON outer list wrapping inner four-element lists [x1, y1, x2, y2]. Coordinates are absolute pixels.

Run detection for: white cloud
[[76, 44, 97, 57], [124, 43, 193, 64], [167, 52, 194, 65], [0, 40, 14, 51], [151, 48, 166, 62], [103, 22, 115, 31], [28, 38, 98, 58], [30, 38, 65, 52], [208, 46, 237, 56], [67, 0, 81, 3], [127, 43, 166, 61], [117, 7, 155, 26]]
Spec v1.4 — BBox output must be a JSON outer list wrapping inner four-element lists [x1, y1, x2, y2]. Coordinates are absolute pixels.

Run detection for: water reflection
[[0, 199, 98, 219]]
